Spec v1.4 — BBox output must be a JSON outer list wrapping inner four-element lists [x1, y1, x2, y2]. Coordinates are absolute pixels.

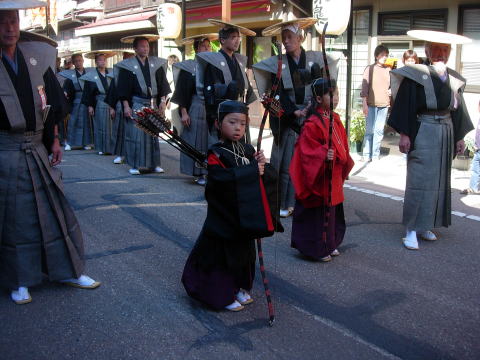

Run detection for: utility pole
[[222, 0, 231, 22]]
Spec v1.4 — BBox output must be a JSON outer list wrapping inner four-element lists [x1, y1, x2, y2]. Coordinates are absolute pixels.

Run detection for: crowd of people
[[0, 0, 475, 312]]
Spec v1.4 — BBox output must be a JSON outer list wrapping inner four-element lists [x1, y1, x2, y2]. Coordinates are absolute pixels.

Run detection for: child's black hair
[[307, 78, 337, 119]]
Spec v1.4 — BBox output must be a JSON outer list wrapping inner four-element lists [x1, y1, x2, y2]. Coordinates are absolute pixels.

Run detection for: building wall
[[352, 0, 480, 119]]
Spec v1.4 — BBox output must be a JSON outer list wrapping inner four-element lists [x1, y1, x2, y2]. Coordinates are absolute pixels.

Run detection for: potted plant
[[349, 109, 366, 153]]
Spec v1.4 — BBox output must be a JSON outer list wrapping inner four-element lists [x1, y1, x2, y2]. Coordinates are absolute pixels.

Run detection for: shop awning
[[75, 11, 156, 37]]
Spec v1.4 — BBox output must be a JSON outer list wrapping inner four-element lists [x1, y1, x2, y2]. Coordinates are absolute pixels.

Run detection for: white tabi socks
[[236, 290, 253, 305], [403, 230, 419, 250], [11, 286, 32, 305], [59, 274, 101, 289]]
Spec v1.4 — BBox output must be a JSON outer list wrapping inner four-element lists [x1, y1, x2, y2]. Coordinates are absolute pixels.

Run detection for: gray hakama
[[180, 95, 211, 176], [0, 133, 84, 289], [403, 114, 453, 231], [93, 94, 115, 154], [112, 101, 125, 157], [125, 96, 161, 169], [69, 93, 93, 147], [105, 69, 125, 158]]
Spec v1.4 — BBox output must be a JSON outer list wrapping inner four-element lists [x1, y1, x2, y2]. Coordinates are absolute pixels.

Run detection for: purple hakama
[[291, 201, 346, 260]]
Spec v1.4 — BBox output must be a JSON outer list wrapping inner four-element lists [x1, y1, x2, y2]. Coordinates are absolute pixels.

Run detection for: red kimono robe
[[289, 108, 354, 260]]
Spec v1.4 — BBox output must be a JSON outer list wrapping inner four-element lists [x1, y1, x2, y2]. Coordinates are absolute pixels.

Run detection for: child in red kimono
[[290, 79, 354, 262], [182, 100, 280, 312]]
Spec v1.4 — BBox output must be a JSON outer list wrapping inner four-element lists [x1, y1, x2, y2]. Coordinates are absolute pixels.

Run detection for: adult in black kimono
[[387, 30, 474, 250], [58, 53, 94, 150], [116, 34, 171, 175], [253, 18, 339, 218], [171, 34, 217, 185], [182, 100, 282, 312], [80, 51, 115, 155], [0, 4, 100, 305], [197, 20, 257, 135]]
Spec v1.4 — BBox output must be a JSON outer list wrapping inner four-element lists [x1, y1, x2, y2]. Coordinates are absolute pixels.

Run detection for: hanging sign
[[312, 0, 351, 36], [157, 3, 182, 39]]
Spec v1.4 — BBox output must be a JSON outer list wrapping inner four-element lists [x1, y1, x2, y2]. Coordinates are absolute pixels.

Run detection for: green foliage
[[464, 134, 475, 157], [211, 40, 220, 52], [349, 109, 366, 143]]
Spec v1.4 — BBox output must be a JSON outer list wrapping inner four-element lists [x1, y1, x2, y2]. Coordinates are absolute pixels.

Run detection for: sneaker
[[64, 144, 71, 151], [113, 156, 124, 164], [129, 168, 141, 175], [153, 167, 164, 173], [402, 237, 419, 250], [225, 300, 244, 312], [331, 249, 340, 256], [11, 287, 32, 305], [236, 290, 253, 305], [320, 255, 332, 262], [84, 146, 92, 150], [419, 230, 437, 241], [60, 274, 101, 289], [196, 177, 206, 186]]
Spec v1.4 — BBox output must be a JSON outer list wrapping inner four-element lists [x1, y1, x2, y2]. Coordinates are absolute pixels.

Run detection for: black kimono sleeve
[[155, 66, 171, 104], [105, 81, 118, 108], [387, 78, 421, 141], [117, 67, 135, 105], [452, 89, 474, 143], [170, 69, 196, 111], [81, 81, 97, 107], [43, 67, 68, 152], [62, 78, 75, 107]]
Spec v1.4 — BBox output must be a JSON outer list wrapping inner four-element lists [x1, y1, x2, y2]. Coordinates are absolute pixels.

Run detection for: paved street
[[1, 140, 479, 360]]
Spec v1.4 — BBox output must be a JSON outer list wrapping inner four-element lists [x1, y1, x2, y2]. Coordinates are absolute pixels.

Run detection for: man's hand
[[294, 108, 308, 119], [50, 138, 62, 166], [399, 133, 411, 154], [158, 100, 167, 115], [124, 106, 133, 119], [181, 113, 191, 128], [109, 107, 115, 119], [88, 106, 94, 117], [362, 99, 369, 117], [456, 140, 466, 155]]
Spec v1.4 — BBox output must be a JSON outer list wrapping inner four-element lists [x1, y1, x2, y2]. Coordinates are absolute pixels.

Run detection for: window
[[459, 5, 480, 91], [378, 9, 447, 36]]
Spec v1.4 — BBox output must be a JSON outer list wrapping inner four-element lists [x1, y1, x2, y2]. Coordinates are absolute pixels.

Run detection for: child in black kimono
[[182, 100, 277, 312]]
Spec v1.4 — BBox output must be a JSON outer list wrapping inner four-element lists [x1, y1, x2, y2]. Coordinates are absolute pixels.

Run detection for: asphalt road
[[1, 143, 479, 360]]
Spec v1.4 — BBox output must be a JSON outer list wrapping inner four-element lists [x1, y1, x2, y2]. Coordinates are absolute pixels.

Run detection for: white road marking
[[344, 184, 479, 222]]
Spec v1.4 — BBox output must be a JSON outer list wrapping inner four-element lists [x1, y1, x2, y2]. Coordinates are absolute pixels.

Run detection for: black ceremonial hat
[[218, 100, 249, 122]]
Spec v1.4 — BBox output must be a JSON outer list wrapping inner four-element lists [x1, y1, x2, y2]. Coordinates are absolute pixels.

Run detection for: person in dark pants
[[0, 1, 100, 305]]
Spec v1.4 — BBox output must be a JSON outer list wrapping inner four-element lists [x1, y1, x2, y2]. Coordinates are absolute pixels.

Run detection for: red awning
[[76, 11, 157, 30], [187, 0, 271, 22]]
